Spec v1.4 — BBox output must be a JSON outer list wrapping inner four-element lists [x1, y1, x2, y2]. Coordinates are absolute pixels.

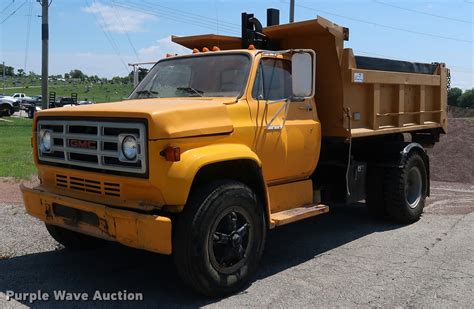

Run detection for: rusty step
[[270, 204, 329, 227]]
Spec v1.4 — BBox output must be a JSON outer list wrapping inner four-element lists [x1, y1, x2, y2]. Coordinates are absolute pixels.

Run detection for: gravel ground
[[0, 181, 473, 308], [428, 118, 474, 184]]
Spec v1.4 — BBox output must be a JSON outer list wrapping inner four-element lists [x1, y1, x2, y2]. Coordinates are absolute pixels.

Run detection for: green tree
[[457, 89, 474, 108], [69, 69, 86, 79], [17, 69, 25, 77], [448, 87, 463, 106], [0, 64, 14, 76]]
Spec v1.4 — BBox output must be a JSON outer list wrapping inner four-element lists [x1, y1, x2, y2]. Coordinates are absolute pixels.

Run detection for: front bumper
[[20, 184, 172, 254]]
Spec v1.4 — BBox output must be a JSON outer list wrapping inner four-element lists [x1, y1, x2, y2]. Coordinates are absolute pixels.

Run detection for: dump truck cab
[[21, 10, 448, 297]]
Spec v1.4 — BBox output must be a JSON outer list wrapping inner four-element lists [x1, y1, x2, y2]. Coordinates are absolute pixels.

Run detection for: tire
[[45, 224, 106, 250], [366, 166, 387, 218], [8, 106, 14, 116], [0, 104, 10, 117], [173, 180, 266, 297], [384, 152, 427, 224]]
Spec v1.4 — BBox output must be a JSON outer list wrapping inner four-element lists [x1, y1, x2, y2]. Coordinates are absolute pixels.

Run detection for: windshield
[[129, 54, 251, 99]]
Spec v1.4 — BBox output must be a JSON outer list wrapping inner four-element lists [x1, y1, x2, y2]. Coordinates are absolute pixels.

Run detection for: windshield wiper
[[176, 87, 204, 97], [135, 89, 159, 98]]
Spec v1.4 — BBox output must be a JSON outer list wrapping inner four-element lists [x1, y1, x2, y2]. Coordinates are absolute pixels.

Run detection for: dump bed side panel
[[340, 49, 448, 138]]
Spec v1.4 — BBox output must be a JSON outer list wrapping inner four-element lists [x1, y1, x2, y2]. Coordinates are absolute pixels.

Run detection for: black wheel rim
[[208, 207, 253, 274]]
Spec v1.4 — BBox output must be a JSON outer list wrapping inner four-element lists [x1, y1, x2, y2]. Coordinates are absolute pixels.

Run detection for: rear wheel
[[173, 180, 266, 297], [384, 152, 427, 223], [45, 224, 106, 250], [28, 107, 35, 119]]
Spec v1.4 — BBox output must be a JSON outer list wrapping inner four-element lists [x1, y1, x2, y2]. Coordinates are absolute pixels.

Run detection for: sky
[[0, 0, 472, 89]]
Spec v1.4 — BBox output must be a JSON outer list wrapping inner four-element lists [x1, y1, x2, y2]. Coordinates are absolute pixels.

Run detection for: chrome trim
[[37, 120, 147, 174]]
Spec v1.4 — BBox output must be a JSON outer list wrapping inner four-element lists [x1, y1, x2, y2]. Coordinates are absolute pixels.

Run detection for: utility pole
[[289, 0, 295, 23], [2, 61, 5, 95], [38, 0, 49, 109]]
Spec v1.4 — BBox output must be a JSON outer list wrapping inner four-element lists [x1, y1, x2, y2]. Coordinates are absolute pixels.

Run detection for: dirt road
[[0, 180, 472, 307]]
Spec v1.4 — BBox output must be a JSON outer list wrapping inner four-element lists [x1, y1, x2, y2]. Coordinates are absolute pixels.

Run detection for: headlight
[[121, 135, 138, 160], [40, 130, 52, 152]]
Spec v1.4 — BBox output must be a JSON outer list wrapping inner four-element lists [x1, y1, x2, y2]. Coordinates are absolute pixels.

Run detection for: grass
[[0, 117, 36, 179], [3, 80, 134, 103]]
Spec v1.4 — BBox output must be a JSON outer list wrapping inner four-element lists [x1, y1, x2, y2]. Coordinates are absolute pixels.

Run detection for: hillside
[[428, 117, 474, 184]]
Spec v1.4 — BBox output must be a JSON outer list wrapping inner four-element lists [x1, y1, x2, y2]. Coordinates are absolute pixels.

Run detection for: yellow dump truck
[[21, 10, 448, 296]]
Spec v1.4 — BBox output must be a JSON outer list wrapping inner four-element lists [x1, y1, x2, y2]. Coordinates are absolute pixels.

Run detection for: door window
[[252, 58, 292, 100]]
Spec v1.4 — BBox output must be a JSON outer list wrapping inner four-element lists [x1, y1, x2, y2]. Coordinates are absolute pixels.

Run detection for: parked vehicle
[[21, 10, 448, 296], [20, 95, 42, 111], [78, 100, 94, 105], [61, 101, 95, 108], [11, 93, 32, 102], [58, 97, 76, 107], [0, 95, 15, 116]]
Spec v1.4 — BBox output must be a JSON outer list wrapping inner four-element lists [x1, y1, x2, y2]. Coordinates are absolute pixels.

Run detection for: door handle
[[298, 104, 313, 112]]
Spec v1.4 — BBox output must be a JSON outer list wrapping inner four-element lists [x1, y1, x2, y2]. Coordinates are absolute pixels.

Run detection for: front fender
[[158, 144, 262, 206]]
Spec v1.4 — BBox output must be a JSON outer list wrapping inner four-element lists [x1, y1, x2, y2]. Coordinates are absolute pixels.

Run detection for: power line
[[139, 0, 240, 28], [0, 0, 27, 24], [214, 0, 219, 34], [284, 1, 473, 44], [126, 0, 240, 34], [23, 0, 33, 73], [1, 0, 15, 14], [108, 1, 238, 34], [110, 0, 140, 62], [373, 0, 473, 24], [87, 0, 129, 73], [110, 1, 240, 36]]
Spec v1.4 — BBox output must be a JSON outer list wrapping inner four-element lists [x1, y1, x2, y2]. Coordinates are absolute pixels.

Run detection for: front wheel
[[384, 152, 428, 224], [173, 180, 266, 297]]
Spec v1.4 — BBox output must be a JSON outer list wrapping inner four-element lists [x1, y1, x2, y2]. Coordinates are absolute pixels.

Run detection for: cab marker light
[[160, 146, 181, 162]]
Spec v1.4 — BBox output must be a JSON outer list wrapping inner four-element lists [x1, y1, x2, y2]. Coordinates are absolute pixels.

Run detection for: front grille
[[55, 174, 121, 197], [37, 119, 147, 175]]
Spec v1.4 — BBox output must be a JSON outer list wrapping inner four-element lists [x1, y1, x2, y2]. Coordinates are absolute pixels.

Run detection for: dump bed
[[172, 16, 448, 138]]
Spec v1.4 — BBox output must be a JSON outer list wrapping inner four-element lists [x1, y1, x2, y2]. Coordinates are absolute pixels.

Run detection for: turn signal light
[[161, 146, 181, 162]]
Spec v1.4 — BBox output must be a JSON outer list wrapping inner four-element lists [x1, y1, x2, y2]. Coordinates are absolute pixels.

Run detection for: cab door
[[249, 55, 320, 183]]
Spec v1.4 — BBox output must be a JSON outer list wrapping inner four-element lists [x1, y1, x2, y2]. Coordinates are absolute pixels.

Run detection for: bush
[[457, 89, 474, 108], [448, 88, 462, 106]]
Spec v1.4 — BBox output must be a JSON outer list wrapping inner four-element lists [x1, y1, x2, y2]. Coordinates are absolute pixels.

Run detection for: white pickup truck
[[0, 93, 33, 116], [10, 93, 32, 102], [0, 95, 15, 116]]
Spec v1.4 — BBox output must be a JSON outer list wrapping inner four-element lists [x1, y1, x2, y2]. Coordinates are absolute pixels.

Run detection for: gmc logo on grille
[[69, 139, 97, 149]]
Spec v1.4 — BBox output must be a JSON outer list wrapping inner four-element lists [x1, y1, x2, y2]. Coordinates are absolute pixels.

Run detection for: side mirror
[[292, 51, 315, 98]]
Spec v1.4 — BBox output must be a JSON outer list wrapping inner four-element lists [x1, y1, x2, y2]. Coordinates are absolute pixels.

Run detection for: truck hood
[[36, 98, 235, 140]]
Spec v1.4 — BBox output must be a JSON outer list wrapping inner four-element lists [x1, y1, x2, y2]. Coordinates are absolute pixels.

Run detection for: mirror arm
[[266, 98, 290, 130], [290, 96, 306, 102]]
